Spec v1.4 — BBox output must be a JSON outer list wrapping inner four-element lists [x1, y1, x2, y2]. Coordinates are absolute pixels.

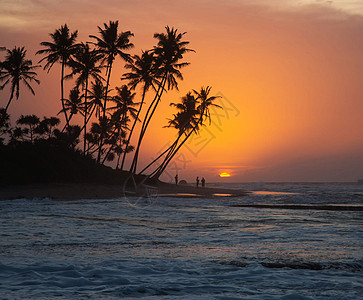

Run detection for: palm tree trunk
[[83, 77, 89, 155], [152, 113, 204, 180], [77, 104, 96, 142], [61, 60, 70, 130], [138, 136, 180, 175], [120, 85, 147, 170], [97, 61, 113, 163], [130, 74, 167, 173], [101, 128, 119, 165], [61, 113, 74, 132], [151, 129, 194, 180], [4, 93, 13, 114], [103, 62, 112, 117], [116, 137, 123, 169]]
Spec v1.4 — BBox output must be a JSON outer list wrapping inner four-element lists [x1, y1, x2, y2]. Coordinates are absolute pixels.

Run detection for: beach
[[0, 182, 248, 201]]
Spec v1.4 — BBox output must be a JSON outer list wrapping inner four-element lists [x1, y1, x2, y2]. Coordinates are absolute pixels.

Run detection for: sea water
[[0, 182, 362, 299]]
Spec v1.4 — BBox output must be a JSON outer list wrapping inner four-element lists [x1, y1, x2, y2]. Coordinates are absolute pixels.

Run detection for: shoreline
[[0, 182, 248, 201]]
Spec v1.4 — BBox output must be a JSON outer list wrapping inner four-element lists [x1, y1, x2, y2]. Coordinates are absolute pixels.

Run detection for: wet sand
[[0, 182, 248, 201]]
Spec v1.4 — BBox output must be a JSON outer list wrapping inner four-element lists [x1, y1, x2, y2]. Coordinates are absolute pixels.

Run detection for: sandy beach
[[0, 182, 248, 201]]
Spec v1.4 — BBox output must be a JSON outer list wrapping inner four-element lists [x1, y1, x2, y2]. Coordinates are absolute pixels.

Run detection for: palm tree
[[150, 86, 221, 179], [105, 85, 138, 166], [87, 79, 107, 121], [130, 26, 194, 173], [140, 92, 199, 176], [58, 87, 84, 130], [120, 50, 158, 170], [37, 24, 79, 128], [0, 46, 40, 113], [89, 20, 134, 162], [89, 20, 134, 118], [67, 43, 103, 154]]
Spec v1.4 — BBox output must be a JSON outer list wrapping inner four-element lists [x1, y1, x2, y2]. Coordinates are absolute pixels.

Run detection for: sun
[[219, 172, 231, 178]]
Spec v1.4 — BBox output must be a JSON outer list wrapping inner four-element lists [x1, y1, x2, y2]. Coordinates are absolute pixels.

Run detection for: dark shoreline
[[0, 182, 248, 201]]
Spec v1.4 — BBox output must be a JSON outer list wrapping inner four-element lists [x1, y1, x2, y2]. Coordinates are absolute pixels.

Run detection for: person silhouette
[[196, 176, 200, 188], [175, 174, 178, 185], [201, 177, 205, 187]]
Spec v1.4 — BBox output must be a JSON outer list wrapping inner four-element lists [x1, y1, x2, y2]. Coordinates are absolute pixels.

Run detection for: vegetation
[[0, 21, 222, 185]]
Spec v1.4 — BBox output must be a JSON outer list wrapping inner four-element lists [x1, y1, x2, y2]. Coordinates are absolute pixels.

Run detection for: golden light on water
[[219, 172, 231, 178]]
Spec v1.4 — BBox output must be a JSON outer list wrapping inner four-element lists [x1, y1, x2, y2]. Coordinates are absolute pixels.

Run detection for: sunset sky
[[1, 0, 363, 182]]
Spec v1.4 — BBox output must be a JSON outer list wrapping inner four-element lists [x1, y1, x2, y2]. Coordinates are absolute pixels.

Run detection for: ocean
[[0, 182, 362, 299]]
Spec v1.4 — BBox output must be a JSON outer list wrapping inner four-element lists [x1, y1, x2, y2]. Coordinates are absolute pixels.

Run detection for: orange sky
[[1, 0, 363, 182]]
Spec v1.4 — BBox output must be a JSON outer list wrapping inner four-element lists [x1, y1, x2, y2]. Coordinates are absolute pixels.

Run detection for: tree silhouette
[[67, 43, 103, 154], [107, 85, 138, 166], [89, 20, 134, 162], [0, 108, 10, 144], [138, 92, 198, 175], [148, 86, 221, 179], [35, 116, 60, 139], [130, 26, 194, 173], [37, 24, 79, 129], [58, 87, 84, 130], [120, 50, 158, 169], [0, 46, 40, 113], [16, 114, 40, 143], [87, 79, 107, 121]]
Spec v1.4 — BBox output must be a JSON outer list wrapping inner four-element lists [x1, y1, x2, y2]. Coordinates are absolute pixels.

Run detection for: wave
[[222, 259, 363, 272], [230, 204, 363, 211]]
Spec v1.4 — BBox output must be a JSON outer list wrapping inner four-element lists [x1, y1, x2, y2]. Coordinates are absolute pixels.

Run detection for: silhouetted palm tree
[[120, 50, 158, 169], [58, 87, 84, 129], [192, 86, 221, 125], [37, 24, 79, 128], [150, 86, 221, 179], [87, 79, 107, 121], [107, 85, 138, 166], [67, 43, 103, 154], [130, 26, 194, 173], [89, 20, 134, 162], [0, 46, 40, 113], [139, 92, 198, 175], [89, 20, 134, 118]]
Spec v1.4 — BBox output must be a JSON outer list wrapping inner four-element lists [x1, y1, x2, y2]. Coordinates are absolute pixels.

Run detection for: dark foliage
[[0, 140, 128, 186]]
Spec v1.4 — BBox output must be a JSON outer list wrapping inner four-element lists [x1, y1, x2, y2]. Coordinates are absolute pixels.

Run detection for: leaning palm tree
[[130, 26, 194, 173], [150, 86, 221, 179], [0, 46, 40, 113], [89, 20, 134, 162], [67, 43, 103, 154], [120, 50, 159, 170], [140, 92, 199, 176], [37, 24, 79, 129], [138, 93, 197, 175]]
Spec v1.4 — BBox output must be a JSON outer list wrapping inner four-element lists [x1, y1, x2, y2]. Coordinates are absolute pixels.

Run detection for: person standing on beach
[[175, 174, 178, 185], [201, 177, 205, 187], [196, 177, 199, 188]]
